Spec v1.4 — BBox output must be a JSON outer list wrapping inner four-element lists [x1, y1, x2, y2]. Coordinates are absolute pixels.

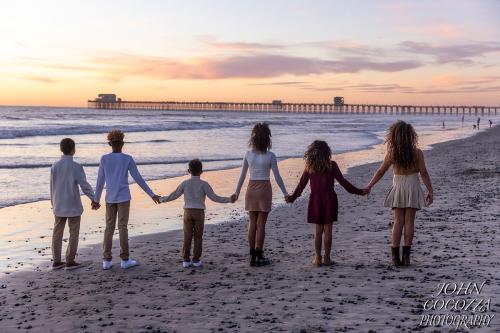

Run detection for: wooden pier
[[87, 99, 499, 116]]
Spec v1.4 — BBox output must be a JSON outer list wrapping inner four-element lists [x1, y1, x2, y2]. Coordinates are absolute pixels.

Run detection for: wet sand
[[0, 126, 499, 332]]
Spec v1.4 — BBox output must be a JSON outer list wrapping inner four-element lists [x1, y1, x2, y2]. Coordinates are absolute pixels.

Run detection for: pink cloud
[[87, 53, 421, 79], [399, 41, 500, 64], [22, 75, 60, 83], [198, 36, 283, 52]]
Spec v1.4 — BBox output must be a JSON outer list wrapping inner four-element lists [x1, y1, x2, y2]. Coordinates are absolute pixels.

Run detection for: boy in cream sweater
[[160, 159, 235, 268]]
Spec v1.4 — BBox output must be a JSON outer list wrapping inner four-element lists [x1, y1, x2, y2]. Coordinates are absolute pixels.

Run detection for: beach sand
[[0, 126, 499, 332]]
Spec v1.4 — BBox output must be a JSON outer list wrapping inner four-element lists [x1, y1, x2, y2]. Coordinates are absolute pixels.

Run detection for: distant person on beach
[[365, 121, 433, 267], [233, 123, 289, 266], [442, 121, 445, 129], [160, 159, 235, 268], [94, 130, 161, 270], [489, 120, 493, 128], [50, 138, 95, 270], [477, 117, 480, 129], [286, 141, 366, 267]]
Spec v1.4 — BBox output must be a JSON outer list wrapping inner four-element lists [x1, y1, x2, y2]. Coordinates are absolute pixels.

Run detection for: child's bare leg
[[314, 224, 323, 258], [403, 208, 416, 246], [392, 208, 405, 247], [248, 211, 258, 250], [255, 212, 269, 250], [323, 224, 333, 262]]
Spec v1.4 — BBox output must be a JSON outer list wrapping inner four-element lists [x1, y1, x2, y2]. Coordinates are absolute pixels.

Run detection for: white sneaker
[[121, 259, 138, 269], [182, 261, 191, 268], [102, 260, 113, 270], [192, 260, 203, 268]]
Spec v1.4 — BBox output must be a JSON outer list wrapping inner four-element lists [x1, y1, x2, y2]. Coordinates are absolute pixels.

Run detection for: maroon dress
[[289, 161, 363, 224]]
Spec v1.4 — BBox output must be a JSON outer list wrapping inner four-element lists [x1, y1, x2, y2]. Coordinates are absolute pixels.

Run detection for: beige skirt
[[384, 173, 426, 210], [245, 180, 272, 212]]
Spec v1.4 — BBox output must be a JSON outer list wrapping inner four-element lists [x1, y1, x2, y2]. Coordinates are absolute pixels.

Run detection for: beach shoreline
[[0, 125, 498, 332]]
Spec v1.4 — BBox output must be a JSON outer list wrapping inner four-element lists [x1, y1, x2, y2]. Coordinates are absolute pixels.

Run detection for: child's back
[[160, 159, 231, 268], [160, 175, 230, 208]]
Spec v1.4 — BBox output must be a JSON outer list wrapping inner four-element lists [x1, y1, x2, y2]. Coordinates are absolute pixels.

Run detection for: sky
[[1, 0, 500, 107]]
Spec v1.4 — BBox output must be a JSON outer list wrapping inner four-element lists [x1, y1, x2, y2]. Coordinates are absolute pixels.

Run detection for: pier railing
[[87, 100, 499, 116]]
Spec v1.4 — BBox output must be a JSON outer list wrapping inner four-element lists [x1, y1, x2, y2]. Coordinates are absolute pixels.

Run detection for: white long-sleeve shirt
[[160, 176, 230, 209], [50, 155, 94, 217], [235, 150, 288, 196], [94, 152, 155, 204]]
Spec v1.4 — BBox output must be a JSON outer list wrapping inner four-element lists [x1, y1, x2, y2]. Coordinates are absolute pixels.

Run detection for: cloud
[[16, 39, 500, 83], [83, 53, 422, 80], [300, 79, 500, 95], [22, 75, 59, 83], [198, 36, 283, 52], [301, 41, 388, 57], [399, 41, 500, 64], [301, 83, 417, 93], [247, 81, 306, 86]]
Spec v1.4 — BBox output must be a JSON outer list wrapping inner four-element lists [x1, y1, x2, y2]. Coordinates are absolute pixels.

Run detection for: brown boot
[[391, 247, 402, 267], [402, 246, 411, 266]]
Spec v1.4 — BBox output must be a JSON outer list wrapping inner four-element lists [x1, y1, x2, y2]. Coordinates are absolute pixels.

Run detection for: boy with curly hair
[[94, 129, 161, 270]]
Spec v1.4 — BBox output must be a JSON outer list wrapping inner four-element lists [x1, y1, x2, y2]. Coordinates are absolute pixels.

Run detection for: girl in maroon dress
[[286, 141, 366, 267]]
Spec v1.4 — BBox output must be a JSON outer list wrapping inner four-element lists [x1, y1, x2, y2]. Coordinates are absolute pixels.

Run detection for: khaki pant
[[52, 216, 81, 264], [183, 209, 205, 262], [103, 201, 130, 261]]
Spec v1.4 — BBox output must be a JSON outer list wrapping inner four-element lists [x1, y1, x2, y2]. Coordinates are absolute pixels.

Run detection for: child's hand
[[91, 201, 101, 210], [230, 194, 238, 203], [362, 187, 371, 196], [426, 191, 433, 206], [285, 195, 293, 203], [152, 195, 161, 204]]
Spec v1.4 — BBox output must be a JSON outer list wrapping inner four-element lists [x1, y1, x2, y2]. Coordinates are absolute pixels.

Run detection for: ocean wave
[[0, 138, 172, 146], [0, 120, 253, 139], [0, 155, 301, 170]]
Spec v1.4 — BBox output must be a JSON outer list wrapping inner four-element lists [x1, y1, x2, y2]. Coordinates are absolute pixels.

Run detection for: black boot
[[402, 246, 411, 266], [249, 249, 257, 267], [391, 246, 402, 267], [255, 248, 270, 266]]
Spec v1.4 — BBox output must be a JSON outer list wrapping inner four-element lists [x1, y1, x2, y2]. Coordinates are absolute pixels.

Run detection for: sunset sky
[[1, 0, 500, 107]]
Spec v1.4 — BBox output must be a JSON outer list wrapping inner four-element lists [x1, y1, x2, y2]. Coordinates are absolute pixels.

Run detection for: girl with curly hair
[[233, 123, 289, 267], [287, 140, 366, 267], [366, 121, 433, 267]]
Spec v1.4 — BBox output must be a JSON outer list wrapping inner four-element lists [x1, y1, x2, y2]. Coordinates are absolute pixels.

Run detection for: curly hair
[[249, 122, 272, 153], [304, 140, 332, 173], [107, 129, 125, 143], [385, 120, 418, 169]]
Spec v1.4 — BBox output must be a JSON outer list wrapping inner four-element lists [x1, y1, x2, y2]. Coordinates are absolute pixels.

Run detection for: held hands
[[152, 194, 161, 204], [230, 193, 238, 203], [426, 191, 433, 206], [362, 187, 371, 196], [91, 201, 101, 210], [285, 194, 293, 204]]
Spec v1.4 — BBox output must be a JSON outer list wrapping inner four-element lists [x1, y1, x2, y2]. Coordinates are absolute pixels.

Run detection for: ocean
[[1, 106, 498, 273], [0, 106, 495, 209]]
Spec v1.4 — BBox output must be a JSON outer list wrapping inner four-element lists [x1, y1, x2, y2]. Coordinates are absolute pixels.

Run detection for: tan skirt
[[384, 173, 426, 210], [245, 180, 272, 212]]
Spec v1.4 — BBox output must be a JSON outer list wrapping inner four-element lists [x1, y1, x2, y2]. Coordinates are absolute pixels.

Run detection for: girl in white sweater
[[233, 123, 289, 266]]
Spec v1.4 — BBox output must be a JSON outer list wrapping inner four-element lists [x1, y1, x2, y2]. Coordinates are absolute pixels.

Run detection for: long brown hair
[[249, 122, 272, 153], [304, 140, 332, 173], [386, 120, 418, 169]]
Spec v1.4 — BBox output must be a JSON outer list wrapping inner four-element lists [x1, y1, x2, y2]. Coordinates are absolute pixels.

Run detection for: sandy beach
[[0, 125, 499, 332]]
